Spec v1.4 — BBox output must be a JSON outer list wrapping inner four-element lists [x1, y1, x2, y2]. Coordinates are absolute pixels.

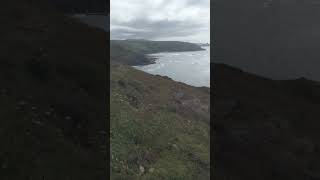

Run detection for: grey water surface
[[134, 46, 210, 87]]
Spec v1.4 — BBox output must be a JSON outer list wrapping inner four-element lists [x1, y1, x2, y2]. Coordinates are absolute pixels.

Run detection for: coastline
[[133, 47, 210, 88], [135, 46, 209, 66], [70, 16, 210, 88]]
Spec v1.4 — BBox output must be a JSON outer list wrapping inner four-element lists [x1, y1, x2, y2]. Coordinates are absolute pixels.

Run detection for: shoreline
[[134, 46, 209, 67], [133, 48, 211, 89]]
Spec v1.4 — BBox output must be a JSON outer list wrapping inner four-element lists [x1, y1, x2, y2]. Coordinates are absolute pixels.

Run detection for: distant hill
[[110, 40, 205, 65], [197, 43, 210, 47]]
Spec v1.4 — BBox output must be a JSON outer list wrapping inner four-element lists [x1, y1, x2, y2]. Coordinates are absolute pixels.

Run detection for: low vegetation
[[109, 30, 210, 180], [110, 62, 210, 179]]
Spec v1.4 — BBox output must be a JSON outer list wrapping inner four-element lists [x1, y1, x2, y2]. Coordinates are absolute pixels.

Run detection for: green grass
[[110, 63, 210, 179]]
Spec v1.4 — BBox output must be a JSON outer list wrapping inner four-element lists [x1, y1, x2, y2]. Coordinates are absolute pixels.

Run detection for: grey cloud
[[111, 20, 199, 39], [110, 0, 210, 43], [185, 0, 210, 7], [111, 19, 206, 40]]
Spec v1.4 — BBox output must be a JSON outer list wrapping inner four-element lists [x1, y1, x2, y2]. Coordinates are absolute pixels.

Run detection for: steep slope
[[110, 62, 210, 179], [213, 63, 320, 179], [0, 0, 107, 179]]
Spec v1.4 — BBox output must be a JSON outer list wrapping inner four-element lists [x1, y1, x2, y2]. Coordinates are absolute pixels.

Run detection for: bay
[[134, 46, 210, 87]]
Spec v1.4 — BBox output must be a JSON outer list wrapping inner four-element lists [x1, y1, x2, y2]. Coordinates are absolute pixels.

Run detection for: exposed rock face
[[139, 165, 145, 174]]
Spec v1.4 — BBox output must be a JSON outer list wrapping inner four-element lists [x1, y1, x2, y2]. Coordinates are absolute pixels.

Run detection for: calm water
[[134, 46, 210, 87]]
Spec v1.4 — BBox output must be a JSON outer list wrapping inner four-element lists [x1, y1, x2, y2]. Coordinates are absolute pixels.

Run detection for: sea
[[133, 46, 210, 87]]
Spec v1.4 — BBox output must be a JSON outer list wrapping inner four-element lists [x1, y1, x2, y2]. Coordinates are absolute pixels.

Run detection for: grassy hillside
[[109, 29, 209, 180], [110, 62, 210, 179], [0, 0, 107, 179], [109, 32, 209, 180], [213, 63, 320, 180], [110, 39, 205, 65]]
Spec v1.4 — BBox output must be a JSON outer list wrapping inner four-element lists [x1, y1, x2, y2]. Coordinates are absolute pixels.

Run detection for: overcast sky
[[110, 0, 210, 43]]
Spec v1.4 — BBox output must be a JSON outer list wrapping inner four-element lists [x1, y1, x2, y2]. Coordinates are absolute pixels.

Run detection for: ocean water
[[134, 46, 210, 87]]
